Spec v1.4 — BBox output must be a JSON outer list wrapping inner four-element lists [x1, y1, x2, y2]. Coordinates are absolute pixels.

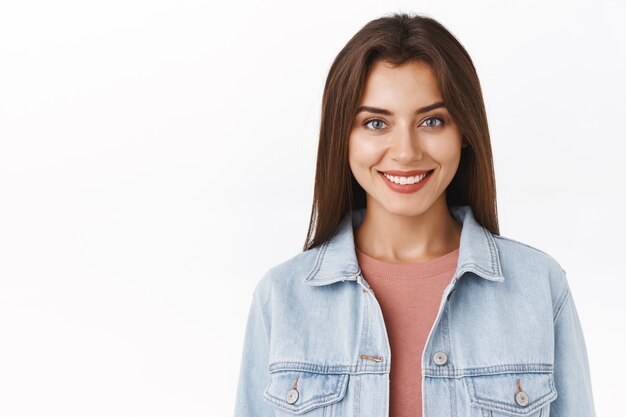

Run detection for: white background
[[1, 0, 624, 416]]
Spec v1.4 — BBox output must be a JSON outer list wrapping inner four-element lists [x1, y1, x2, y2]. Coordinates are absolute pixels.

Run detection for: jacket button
[[515, 391, 529, 406], [432, 351, 448, 365], [286, 388, 299, 404]]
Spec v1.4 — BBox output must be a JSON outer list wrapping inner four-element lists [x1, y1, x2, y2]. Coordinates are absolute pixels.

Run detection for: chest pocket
[[464, 372, 558, 417], [263, 368, 350, 415]]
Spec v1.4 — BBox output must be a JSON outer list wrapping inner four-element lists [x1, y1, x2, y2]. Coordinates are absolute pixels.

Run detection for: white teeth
[[383, 171, 430, 185]]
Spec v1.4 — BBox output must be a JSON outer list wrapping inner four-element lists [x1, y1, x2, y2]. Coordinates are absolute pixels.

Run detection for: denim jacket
[[234, 205, 596, 417]]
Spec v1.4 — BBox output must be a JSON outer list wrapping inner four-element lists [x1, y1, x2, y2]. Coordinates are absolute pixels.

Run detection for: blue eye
[[363, 116, 446, 131], [422, 116, 445, 128], [364, 119, 387, 130]]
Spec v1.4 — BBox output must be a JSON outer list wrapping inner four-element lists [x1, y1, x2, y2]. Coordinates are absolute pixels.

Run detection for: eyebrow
[[355, 101, 446, 116]]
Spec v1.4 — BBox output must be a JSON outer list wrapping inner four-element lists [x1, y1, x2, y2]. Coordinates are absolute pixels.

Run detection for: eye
[[421, 116, 446, 128], [363, 118, 388, 131]]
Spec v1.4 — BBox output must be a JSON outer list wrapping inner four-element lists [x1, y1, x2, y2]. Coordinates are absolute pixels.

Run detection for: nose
[[388, 124, 423, 163]]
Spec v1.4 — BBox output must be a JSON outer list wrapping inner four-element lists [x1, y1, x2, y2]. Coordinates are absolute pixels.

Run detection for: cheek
[[441, 147, 462, 167], [348, 136, 382, 170], [423, 137, 462, 168]]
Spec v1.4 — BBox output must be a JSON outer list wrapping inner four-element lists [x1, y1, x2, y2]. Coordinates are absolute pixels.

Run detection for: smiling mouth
[[378, 169, 434, 185]]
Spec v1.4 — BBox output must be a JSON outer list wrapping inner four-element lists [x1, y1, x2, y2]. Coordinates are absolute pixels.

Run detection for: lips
[[378, 168, 434, 193], [379, 169, 434, 176]]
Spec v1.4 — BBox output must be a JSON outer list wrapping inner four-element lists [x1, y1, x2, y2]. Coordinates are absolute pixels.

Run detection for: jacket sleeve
[[233, 281, 275, 417], [550, 273, 597, 417]]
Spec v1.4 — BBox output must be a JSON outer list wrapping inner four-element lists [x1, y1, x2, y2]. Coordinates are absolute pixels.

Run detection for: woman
[[234, 13, 596, 417]]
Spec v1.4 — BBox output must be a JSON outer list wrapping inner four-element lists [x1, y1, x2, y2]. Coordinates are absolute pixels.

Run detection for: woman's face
[[348, 59, 466, 217]]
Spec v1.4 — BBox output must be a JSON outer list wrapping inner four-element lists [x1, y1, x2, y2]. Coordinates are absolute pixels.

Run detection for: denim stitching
[[263, 373, 349, 412], [553, 286, 570, 324], [441, 307, 457, 417], [423, 363, 554, 378], [303, 240, 329, 282], [384, 373, 389, 417], [267, 361, 553, 376], [353, 372, 360, 417], [269, 361, 388, 374], [424, 375, 429, 417], [466, 373, 556, 415], [264, 391, 340, 413], [457, 264, 503, 281], [471, 394, 554, 415], [482, 226, 498, 273], [357, 285, 371, 373], [354, 271, 368, 374], [492, 235, 553, 258]]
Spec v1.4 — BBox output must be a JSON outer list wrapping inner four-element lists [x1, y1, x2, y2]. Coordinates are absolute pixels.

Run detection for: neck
[[354, 198, 461, 264]]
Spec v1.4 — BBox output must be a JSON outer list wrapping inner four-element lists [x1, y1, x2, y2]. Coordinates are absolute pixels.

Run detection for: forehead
[[359, 60, 442, 105]]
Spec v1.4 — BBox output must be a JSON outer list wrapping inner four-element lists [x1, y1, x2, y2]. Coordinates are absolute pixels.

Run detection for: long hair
[[303, 12, 499, 251]]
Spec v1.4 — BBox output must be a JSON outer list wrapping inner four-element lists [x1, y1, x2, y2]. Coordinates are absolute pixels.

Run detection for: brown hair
[[303, 12, 499, 251]]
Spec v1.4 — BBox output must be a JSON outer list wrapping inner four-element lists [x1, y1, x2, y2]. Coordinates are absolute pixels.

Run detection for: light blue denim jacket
[[234, 205, 596, 417]]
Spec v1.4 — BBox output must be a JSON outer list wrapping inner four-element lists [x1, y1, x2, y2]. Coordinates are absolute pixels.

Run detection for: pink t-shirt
[[355, 246, 460, 417]]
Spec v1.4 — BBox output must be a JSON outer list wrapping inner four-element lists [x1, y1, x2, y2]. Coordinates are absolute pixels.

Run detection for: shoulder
[[493, 234, 564, 271], [251, 245, 322, 300], [492, 233, 569, 311]]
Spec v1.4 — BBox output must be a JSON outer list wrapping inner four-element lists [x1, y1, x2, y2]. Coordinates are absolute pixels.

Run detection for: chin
[[380, 201, 432, 218]]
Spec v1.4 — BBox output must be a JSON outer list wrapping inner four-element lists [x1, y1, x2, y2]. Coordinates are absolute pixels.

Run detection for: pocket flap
[[263, 369, 349, 414], [464, 372, 558, 416]]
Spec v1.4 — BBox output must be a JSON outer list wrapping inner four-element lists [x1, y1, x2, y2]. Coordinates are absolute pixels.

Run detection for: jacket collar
[[303, 205, 504, 286]]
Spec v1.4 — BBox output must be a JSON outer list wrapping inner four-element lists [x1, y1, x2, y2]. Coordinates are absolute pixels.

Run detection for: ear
[[461, 137, 469, 148]]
